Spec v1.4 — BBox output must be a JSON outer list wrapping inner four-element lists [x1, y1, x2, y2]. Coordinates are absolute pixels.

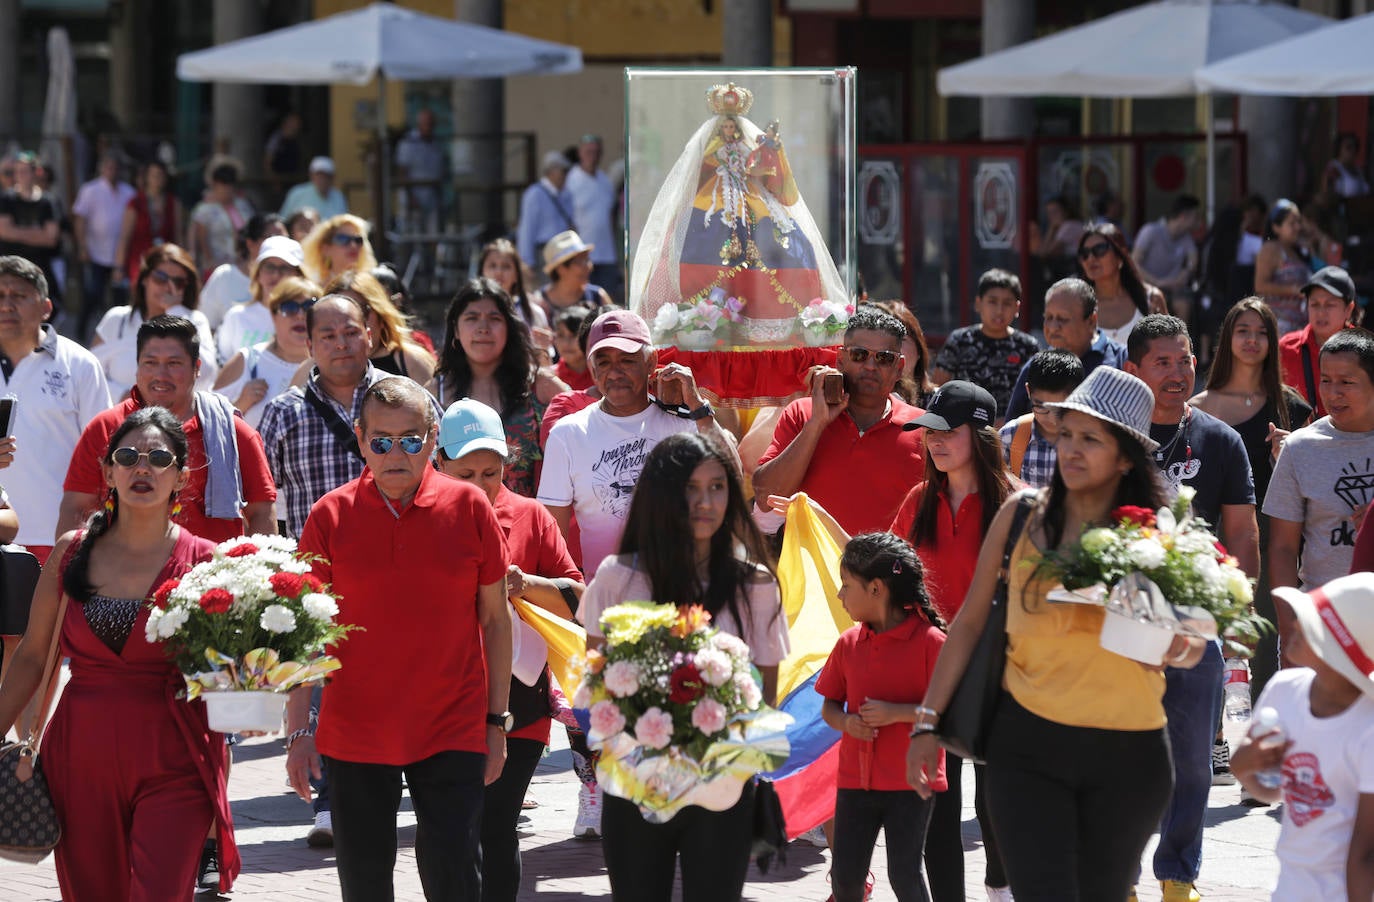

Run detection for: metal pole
[[379, 72, 391, 255], [1204, 92, 1216, 226]]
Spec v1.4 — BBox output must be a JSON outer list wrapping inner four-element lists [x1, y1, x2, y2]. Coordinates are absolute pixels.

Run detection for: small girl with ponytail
[[816, 532, 949, 902]]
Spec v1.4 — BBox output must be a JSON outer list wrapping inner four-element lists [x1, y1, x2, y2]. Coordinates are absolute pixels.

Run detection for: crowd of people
[[0, 126, 1373, 902]]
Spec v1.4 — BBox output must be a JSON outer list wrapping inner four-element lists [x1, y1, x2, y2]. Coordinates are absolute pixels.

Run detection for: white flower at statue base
[[1080, 527, 1117, 556], [653, 303, 681, 334], [694, 648, 733, 686], [1127, 537, 1167, 570], [302, 593, 339, 621], [1226, 569, 1253, 604], [260, 604, 297, 634]]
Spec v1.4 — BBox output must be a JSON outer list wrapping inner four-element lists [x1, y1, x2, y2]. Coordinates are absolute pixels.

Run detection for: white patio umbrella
[[1196, 11, 1374, 95], [176, 2, 582, 232], [938, 0, 1332, 220], [40, 27, 78, 205]]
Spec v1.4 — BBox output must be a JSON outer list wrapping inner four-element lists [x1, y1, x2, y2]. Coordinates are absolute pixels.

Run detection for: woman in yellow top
[[906, 367, 1208, 902]]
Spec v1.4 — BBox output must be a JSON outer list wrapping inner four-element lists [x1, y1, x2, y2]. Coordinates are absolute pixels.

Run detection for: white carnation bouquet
[[145, 534, 356, 697], [576, 601, 790, 822]]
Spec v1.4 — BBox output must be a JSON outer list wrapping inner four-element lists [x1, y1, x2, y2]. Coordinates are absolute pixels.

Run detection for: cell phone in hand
[[0, 395, 17, 438]]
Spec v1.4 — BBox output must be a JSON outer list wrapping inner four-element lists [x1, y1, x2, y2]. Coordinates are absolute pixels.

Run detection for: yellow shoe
[[1161, 880, 1202, 902]]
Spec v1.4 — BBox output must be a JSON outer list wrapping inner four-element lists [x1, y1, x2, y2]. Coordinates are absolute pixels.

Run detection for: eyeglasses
[[276, 298, 318, 316], [1078, 242, 1113, 261], [149, 269, 188, 291], [330, 233, 365, 249], [111, 447, 177, 470], [258, 261, 298, 278], [368, 435, 426, 455], [841, 346, 900, 367]]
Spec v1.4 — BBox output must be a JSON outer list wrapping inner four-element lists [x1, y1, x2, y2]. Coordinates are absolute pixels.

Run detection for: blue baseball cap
[[438, 398, 508, 461]]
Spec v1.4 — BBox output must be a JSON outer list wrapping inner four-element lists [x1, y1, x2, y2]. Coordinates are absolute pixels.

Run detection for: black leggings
[[984, 695, 1172, 902], [600, 782, 755, 902], [480, 737, 545, 902], [926, 754, 1006, 900], [832, 788, 935, 902]]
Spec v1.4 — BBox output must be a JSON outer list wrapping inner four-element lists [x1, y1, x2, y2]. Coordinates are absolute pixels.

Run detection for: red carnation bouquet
[[145, 534, 356, 714]]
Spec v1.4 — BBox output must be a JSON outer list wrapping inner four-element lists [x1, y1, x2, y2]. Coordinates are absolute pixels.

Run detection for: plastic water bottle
[[1252, 707, 1287, 790], [1223, 657, 1252, 722]]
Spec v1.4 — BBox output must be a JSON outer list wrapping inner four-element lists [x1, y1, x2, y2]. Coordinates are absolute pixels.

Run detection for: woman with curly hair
[[431, 278, 567, 497], [300, 213, 377, 286]]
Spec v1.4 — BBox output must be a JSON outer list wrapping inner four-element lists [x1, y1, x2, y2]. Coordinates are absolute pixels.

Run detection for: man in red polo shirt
[[1278, 265, 1358, 418], [57, 314, 276, 541], [284, 377, 511, 901], [753, 307, 926, 534]]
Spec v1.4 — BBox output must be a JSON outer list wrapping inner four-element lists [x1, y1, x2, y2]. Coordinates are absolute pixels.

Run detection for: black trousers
[[984, 695, 1172, 902], [833, 788, 935, 902], [925, 754, 1007, 898], [600, 782, 755, 902], [480, 737, 544, 902], [325, 750, 486, 902]]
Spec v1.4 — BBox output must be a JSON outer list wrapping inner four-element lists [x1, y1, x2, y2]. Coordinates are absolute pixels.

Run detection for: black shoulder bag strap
[[1300, 343, 1317, 406], [544, 184, 575, 230], [303, 387, 363, 460]]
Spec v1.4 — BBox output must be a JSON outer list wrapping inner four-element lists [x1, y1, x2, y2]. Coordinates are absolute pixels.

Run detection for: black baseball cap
[[1302, 265, 1357, 303], [903, 381, 998, 432]]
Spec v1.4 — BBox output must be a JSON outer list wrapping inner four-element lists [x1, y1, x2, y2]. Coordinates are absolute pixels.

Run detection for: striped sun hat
[[1045, 366, 1159, 453]]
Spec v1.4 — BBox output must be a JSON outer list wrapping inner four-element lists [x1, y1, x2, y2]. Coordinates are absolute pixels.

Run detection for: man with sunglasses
[[0, 255, 109, 565], [1003, 277, 1128, 421], [754, 306, 926, 534], [59, 314, 277, 544], [285, 375, 510, 901]]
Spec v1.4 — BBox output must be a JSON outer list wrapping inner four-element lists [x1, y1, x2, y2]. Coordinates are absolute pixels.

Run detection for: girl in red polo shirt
[[818, 532, 947, 902], [891, 380, 1015, 901]]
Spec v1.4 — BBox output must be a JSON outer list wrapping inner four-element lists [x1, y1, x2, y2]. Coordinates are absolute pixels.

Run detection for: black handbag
[[937, 493, 1035, 764], [0, 591, 68, 863], [750, 778, 787, 873]]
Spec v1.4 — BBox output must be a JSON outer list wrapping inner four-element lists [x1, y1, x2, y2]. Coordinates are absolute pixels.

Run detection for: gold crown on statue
[[706, 83, 754, 116]]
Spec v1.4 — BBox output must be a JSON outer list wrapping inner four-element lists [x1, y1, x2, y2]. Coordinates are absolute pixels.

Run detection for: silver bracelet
[[908, 722, 938, 738], [284, 727, 314, 751]]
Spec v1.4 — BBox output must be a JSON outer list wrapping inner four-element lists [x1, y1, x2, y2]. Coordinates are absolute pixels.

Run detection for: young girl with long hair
[[432, 277, 567, 496], [0, 407, 237, 899], [1254, 199, 1314, 335], [818, 532, 948, 902], [580, 432, 789, 902], [907, 367, 1207, 902], [891, 382, 1014, 901]]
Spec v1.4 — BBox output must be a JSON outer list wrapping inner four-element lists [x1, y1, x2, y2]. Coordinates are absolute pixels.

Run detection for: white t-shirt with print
[[213, 341, 304, 429], [537, 401, 692, 579], [217, 301, 275, 364], [1259, 668, 1374, 901]]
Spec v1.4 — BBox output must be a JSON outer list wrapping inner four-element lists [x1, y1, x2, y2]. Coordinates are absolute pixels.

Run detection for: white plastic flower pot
[[801, 325, 838, 347], [200, 690, 287, 733], [673, 329, 721, 351], [1099, 607, 1176, 665]]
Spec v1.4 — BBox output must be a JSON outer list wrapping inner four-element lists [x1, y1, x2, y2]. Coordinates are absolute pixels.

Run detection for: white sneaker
[[986, 885, 1014, 901], [799, 824, 829, 848], [306, 810, 334, 848], [574, 782, 601, 839]]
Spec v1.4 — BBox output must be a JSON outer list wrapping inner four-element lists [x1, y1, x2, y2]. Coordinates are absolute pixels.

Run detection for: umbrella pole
[[1204, 92, 1216, 228], [379, 72, 391, 256]]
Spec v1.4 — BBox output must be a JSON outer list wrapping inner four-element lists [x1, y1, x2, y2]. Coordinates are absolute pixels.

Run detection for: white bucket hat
[[1045, 366, 1159, 453], [1274, 574, 1374, 699]]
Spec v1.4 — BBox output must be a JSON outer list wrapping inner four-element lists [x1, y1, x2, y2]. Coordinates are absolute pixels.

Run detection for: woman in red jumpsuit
[[0, 407, 238, 899]]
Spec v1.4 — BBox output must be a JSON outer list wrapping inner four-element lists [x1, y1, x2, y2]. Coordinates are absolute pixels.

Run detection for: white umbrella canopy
[[176, 2, 582, 83], [1196, 11, 1374, 95], [938, 0, 1331, 98]]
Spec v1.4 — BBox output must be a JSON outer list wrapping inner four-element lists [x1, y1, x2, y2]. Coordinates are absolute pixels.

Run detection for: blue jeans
[[1153, 640, 1224, 883]]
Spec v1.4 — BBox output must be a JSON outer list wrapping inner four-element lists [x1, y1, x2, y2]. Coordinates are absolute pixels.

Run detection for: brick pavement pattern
[[0, 726, 1282, 901]]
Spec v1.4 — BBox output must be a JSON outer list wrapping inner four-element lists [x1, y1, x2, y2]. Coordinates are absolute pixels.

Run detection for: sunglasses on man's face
[[112, 447, 177, 470], [330, 233, 365, 249], [1078, 242, 1113, 261], [149, 269, 188, 291], [276, 298, 318, 317], [368, 435, 426, 455], [841, 346, 900, 367]]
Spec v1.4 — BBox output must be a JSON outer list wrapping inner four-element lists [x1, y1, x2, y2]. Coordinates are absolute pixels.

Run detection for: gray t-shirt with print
[[1263, 417, 1374, 588]]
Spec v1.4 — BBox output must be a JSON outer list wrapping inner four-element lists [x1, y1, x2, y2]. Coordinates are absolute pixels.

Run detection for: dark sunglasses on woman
[[276, 298, 318, 317], [842, 346, 900, 367], [368, 435, 425, 455], [112, 447, 177, 470], [1078, 242, 1113, 261], [330, 233, 366, 249], [149, 269, 189, 291]]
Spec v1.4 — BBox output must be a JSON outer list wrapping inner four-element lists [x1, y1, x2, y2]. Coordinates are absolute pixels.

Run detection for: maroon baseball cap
[[587, 310, 652, 357]]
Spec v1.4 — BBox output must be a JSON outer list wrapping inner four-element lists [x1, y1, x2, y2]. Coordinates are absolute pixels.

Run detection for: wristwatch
[[687, 402, 714, 421], [487, 711, 514, 733]]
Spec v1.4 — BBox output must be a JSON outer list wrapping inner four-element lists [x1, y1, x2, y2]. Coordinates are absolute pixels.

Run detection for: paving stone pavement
[[0, 726, 1281, 901]]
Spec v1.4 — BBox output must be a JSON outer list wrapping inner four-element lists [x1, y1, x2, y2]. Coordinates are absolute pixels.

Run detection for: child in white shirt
[[1232, 573, 1374, 901]]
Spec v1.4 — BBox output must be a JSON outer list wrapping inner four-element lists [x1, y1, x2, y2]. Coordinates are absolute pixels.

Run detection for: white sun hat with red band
[[1275, 574, 1374, 698]]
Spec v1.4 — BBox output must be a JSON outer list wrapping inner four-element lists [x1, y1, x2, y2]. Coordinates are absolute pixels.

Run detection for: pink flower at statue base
[[691, 698, 727, 735], [634, 707, 675, 750], [589, 700, 627, 738]]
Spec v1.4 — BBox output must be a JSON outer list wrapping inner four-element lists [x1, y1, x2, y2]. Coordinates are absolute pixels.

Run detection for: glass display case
[[624, 68, 856, 405]]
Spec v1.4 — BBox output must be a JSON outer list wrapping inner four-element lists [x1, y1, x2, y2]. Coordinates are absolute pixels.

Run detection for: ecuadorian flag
[[766, 494, 853, 838]]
